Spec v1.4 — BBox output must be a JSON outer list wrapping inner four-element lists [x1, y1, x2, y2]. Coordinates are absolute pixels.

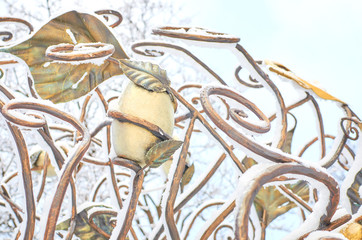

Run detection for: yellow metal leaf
[[1, 10, 128, 103], [264, 60, 344, 104], [181, 162, 194, 189]]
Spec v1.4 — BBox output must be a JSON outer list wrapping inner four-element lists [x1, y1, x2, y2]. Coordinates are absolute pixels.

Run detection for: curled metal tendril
[[0, 17, 34, 33], [0, 31, 12, 41], [95, 10, 123, 28], [132, 43, 164, 57], [213, 225, 233, 240], [235, 66, 263, 88], [152, 26, 240, 43], [46, 43, 115, 61], [201, 85, 271, 135], [0, 17, 33, 44], [340, 117, 360, 141], [131, 41, 227, 85]]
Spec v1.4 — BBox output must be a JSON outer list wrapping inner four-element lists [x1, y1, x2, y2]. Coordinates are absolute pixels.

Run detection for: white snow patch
[[304, 231, 347, 240], [66, 29, 77, 44], [72, 72, 88, 89]]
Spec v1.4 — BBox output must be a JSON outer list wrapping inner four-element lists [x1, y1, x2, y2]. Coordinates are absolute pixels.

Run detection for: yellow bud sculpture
[[111, 59, 180, 167], [112, 81, 175, 166]]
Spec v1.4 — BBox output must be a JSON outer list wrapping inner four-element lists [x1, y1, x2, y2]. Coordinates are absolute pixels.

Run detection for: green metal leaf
[[145, 139, 183, 168], [1, 10, 128, 103], [254, 182, 309, 226], [242, 117, 309, 227], [119, 59, 171, 92], [56, 204, 115, 240]]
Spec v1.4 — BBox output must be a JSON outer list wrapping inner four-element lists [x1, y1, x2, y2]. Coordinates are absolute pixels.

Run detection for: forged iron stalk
[[0, 102, 36, 240], [131, 42, 227, 85], [309, 95, 327, 158], [112, 158, 144, 240], [182, 201, 224, 239], [0, 99, 91, 239], [163, 115, 196, 240]]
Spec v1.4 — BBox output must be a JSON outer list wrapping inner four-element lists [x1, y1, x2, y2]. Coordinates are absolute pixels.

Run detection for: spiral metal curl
[[0, 31, 12, 41], [95, 10, 123, 28], [200, 85, 293, 163], [340, 117, 361, 141], [0, 17, 33, 44], [235, 66, 263, 88]]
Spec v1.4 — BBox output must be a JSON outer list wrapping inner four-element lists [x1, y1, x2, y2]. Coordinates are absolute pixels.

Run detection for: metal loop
[[235, 66, 263, 88], [340, 117, 360, 140], [45, 43, 115, 61], [95, 10, 123, 28], [152, 26, 240, 43], [132, 42, 165, 57], [0, 31, 13, 41], [201, 86, 271, 134]]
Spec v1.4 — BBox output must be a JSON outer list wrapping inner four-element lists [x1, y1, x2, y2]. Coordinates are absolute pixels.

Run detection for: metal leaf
[[242, 120, 309, 226], [265, 60, 344, 103], [145, 139, 183, 168], [0, 10, 128, 103], [254, 182, 309, 226], [56, 204, 115, 240], [181, 162, 195, 190], [347, 171, 362, 213], [119, 59, 171, 92]]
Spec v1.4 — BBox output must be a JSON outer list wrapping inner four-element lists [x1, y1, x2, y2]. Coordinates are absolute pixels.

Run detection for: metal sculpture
[[0, 9, 361, 240]]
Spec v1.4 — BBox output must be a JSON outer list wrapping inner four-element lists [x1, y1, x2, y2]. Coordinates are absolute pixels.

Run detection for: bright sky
[[181, 0, 362, 116], [0, 0, 360, 116]]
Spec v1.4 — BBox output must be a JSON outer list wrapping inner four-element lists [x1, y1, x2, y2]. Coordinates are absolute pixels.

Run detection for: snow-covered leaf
[[0, 10, 128, 103], [265, 60, 344, 103]]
